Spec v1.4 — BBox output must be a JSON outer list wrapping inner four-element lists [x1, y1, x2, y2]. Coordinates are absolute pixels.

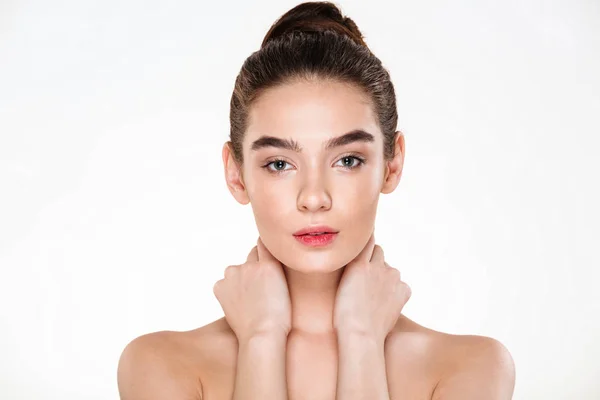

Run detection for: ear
[[381, 130, 405, 194], [222, 141, 250, 205]]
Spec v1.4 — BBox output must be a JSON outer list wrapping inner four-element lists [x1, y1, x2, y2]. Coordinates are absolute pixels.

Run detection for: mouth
[[293, 231, 338, 247], [293, 225, 339, 236]]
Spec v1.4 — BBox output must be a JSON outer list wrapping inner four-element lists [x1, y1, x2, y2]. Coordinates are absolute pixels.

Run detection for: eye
[[334, 155, 365, 169], [261, 154, 366, 175], [263, 159, 292, 174]]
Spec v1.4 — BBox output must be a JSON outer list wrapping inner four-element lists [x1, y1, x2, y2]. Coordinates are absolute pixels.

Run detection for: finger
[[356, 231, 376, 263], [212, 279, 222, 297], [401, 281, 412, 301], [384, 262, 401, 279], [224, 265, 235, 278], [370, 244, 384, 263], [256, 236, 278, 264], [246, 245, 258, 263]]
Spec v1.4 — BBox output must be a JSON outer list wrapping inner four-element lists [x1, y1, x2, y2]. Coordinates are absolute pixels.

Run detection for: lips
[[293, 225, 339, 236]]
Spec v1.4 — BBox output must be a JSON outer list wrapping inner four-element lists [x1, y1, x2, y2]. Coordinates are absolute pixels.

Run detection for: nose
[[297, 169, 332, 212]]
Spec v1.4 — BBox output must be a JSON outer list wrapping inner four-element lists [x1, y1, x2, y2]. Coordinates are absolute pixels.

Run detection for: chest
[[285, 338, 435, 400], [286, 337, 338, 400], [199, 333, 437, 400]]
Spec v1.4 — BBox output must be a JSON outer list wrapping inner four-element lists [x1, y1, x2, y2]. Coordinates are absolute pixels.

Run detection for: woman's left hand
[[333, 232, 412, 342]]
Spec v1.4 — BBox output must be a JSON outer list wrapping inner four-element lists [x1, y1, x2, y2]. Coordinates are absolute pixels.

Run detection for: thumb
[[256, 236, 279, 264], [354, 231, 376, 265]]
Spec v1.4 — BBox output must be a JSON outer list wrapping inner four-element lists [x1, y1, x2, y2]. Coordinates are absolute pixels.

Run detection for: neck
[[283, 264, 346, 336]]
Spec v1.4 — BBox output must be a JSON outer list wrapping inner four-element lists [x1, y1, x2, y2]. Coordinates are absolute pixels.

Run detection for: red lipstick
[[293, 225, 338, 236], [293, 225, 339, 247]]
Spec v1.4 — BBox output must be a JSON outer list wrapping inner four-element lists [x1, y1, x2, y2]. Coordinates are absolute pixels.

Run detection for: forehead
[[245, 79, 380, 147]]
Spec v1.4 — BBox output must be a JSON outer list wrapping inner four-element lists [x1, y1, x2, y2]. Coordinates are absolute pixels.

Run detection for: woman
[[117, 2, 515, 399]]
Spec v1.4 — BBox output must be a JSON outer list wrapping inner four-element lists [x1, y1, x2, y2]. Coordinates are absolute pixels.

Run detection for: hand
[[213, 237, 292, 343], [333, 232, 412, 342]]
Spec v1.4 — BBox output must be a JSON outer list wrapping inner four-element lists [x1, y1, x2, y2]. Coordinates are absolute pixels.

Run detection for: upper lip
[[293, 225, 339, 236]]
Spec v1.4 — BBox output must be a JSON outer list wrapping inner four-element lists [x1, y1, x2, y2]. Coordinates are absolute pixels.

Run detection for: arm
[[233, 332, 289, 400], [117, 333, 203, 400], [432, 337, 516, 400], [336, 331, 390, 400]]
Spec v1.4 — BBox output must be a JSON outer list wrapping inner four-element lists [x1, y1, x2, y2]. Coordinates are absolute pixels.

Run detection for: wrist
[[238, 330, 288, 347], [336, 328, 384, 346]]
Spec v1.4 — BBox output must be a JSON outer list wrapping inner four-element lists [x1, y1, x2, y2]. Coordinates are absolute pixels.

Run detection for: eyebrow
[[250, 129, 375, 153]]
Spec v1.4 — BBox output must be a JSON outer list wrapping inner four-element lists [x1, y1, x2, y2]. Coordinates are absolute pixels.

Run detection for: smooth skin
[[117, 79, 516, 400], [212, 231, 411, 400]]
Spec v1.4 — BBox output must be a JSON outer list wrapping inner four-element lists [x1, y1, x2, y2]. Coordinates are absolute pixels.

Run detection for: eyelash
[[261, 154, 367, 175]]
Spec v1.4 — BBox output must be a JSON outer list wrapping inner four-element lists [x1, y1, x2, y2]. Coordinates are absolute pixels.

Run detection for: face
[[223, 79, 404, 273]]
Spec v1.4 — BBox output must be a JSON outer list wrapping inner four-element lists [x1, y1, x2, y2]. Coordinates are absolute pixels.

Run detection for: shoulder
[[387, 315, 515, 399], [117, 318, 235, 400], [117, 330, 203, 399], [432, 333, 515, 399]]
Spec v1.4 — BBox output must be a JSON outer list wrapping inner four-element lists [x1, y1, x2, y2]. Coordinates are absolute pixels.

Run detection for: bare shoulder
[[117, 317, 237, 400], [387, 315, 516, 400]]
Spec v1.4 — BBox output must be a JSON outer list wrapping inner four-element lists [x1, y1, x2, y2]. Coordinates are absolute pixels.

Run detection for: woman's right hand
[[213, 237, 292, 343]]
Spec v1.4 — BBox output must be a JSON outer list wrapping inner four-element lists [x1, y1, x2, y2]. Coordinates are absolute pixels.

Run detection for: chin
[[281, 251, 345, 274]]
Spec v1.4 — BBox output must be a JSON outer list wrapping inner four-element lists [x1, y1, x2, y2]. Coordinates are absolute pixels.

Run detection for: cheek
[[334, 176, 380, 257], [249, 180, 294, 230], [334, 172, 380, 214]]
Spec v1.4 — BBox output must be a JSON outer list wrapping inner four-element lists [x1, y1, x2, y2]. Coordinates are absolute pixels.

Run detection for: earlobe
[[222, 142, 251, 205], [381, 131, 405, 194]]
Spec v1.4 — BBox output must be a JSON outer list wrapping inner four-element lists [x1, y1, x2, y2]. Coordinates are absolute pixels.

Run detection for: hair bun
[[261, 1, 367, 49]]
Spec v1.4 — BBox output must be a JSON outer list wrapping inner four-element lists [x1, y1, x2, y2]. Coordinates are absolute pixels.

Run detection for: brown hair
[[228, 1, 398, 165]]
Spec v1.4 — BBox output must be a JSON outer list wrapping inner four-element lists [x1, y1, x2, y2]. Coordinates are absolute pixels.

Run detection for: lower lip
[[294, 233, 338, 247]]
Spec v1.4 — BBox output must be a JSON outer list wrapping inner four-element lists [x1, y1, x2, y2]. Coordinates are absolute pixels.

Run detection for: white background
[[1, 0, 599, 398]]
